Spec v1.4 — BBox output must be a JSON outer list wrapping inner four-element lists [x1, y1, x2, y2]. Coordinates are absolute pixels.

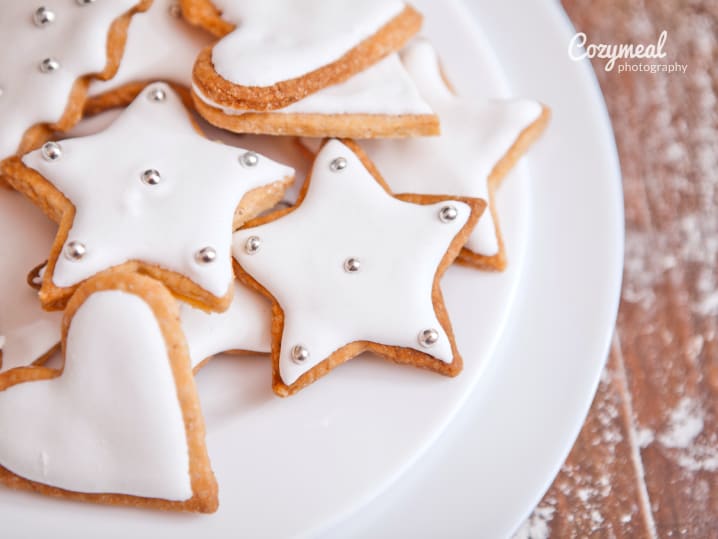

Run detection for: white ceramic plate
[[319, 1, 625, 538], [1, 0, 622, 537]]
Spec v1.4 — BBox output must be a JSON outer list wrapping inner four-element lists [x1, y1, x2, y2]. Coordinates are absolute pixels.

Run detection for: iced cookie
[[0, 190, 61, 373], [2, 83, 295, 312], [233, 139, 484, 396], [185, 0, 423, 111], [0, 272, 217, 512], [85, 0, 214, 115], [61, 109, 312, 207], [303, 40, 549, 270], [192, 52, 439, 138], [182, 279, 271, 371], [0, 0, 151, 164]]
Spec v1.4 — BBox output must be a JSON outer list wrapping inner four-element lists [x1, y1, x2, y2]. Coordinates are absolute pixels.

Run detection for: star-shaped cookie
[[0, 0, 150, 161], [233, 139, 484, 396], [360, 39, 551, 270], [2, 83, 295, 312]]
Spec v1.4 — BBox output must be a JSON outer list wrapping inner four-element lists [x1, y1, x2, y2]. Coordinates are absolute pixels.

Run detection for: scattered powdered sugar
[[647, 398, 718, 473], [658, 398, 704, 449], [513, 366, 637, 537], [637, 427, 655, 449], [512, 505, 556, 539]]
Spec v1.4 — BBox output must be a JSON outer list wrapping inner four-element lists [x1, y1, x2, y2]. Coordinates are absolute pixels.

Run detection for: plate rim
[[317, 0, 625, 536]]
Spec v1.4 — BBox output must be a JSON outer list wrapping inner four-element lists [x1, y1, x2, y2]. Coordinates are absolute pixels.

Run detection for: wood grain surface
[[516, 1, 718, 537]]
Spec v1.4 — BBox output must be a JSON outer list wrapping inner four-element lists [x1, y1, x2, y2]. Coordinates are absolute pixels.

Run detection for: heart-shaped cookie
[[0, 272, 217, 512], [185, 0, 423, 111]]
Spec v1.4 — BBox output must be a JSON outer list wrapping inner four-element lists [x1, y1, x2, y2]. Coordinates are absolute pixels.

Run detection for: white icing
[[0, 290, 192, 500], [181, 280, 271, 368], [22, 83, 295, 298], [358, 39, 544, 256], [89, 0, 212, 96], [61, 107, 121, 137], [0, 0, 139, 159], [209, 0, 405, 87], [198, 128, 313, 205], [233, 139, 470, 386], [66, 112, 312, 204], [194, 53, 433, 116], [0, 189, 61, 372]]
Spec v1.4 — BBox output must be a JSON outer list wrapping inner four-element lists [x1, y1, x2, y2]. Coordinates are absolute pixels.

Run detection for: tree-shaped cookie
[[193, 52, 440, 138], [362, 39, 551, 270]]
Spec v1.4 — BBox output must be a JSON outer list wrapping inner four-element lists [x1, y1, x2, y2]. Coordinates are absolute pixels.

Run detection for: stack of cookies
[[0, 0, 549, 512]]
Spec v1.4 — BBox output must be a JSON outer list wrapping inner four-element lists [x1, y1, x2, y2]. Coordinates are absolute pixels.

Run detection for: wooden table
[[515, 1, 718, 537]]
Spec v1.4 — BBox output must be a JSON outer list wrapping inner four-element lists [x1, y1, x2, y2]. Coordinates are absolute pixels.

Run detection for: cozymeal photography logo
[[569, 30, 688, 74]]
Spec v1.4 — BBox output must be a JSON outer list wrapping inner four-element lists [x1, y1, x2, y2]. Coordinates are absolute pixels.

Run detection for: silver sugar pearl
[[147, 87, 167, 102], [39, 57, 60, 73], [240, 151, 259, 168], [141, 169, 162, 186], [329, 157, 348, 173], [76, 0, 96, 5], [418, 329, 440, 348], [439, 205, 459, 223], [195, 247, 217, 264], [245, 236, 262, 255], [64, 241, 86, 261], [41, 141, 62, 161], [0, 87, 3, 98], [168, 2, 182, 17], [290, 345, 310, 364], [343, 257, 361, 273], [33, 7, 55, 27]]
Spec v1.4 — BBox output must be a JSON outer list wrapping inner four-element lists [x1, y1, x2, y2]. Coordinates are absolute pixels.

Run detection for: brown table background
[[515, 1, 718, 537]]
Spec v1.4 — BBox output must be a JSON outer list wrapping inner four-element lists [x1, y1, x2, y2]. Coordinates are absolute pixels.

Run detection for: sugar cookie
[[0, 0, 151, 163], [185, 0, 423, 111], [0, 189, 61, 373], [2, 83, 295, 312], [233, 139, 484, 396], [85, 0, 213, 115], [192, 52, 439, 138], [0, 272, 217, 512]]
